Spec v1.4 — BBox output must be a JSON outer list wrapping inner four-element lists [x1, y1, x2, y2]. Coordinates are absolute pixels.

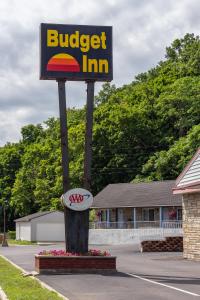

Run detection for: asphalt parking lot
[[1, 243, 200, 300]]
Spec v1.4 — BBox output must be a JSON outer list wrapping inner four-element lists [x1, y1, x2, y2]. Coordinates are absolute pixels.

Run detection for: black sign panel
[[40, 23, 113, 81]]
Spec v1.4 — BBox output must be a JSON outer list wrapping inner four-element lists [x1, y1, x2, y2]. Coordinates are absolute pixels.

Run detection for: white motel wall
[[16, 217, 182, 244], [89, 227, 183, 245]]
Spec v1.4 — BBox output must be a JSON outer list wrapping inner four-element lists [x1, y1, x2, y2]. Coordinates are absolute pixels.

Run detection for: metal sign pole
[[57, 80, 70, 252], [64, 81, 95, 254], [81, 81, 95, 252], [58, 80, 92, 254], [84, 81, 95, 190]]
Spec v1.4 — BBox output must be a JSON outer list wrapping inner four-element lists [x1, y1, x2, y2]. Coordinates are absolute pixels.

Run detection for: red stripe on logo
[[47, 64, 80, 72]]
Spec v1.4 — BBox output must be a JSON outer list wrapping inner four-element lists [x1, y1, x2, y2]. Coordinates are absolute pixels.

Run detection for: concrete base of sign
[[35, 255, 117, 274]]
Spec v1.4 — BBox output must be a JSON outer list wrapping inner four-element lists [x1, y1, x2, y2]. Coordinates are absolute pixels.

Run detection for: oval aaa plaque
[[62, 188, 93, 211]]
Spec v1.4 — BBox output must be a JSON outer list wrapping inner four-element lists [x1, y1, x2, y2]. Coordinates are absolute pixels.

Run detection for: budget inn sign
[[40, 23, 113, 81]]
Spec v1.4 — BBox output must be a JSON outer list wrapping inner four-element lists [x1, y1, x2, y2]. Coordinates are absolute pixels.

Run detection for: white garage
[[15, 211, 65, 242]]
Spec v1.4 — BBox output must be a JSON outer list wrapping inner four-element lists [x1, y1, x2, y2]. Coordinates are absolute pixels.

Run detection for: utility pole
[[2, 203, 8, 247]]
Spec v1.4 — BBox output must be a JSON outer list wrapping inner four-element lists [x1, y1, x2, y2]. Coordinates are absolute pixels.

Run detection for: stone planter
[[35, 255, 117, 274]]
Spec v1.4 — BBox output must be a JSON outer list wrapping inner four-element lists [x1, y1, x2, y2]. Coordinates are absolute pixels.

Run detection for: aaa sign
[[40, 23, 113, 81], [62, 188, 93, 211]]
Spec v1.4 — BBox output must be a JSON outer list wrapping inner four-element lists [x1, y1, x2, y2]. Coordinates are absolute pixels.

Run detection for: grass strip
[[0, 256, 63, 300], [7, 240, 37, 246]]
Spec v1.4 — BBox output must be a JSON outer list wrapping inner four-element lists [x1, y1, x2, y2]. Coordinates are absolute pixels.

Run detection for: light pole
[[2, 202, 8, 247]]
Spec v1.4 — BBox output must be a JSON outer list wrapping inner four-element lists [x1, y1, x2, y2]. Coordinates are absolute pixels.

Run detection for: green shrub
[[8, 231, 16, 239], [89, 209, 96, 222]]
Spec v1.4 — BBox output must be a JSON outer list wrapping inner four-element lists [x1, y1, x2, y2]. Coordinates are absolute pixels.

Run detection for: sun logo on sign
[[47, 53, 80, 72]]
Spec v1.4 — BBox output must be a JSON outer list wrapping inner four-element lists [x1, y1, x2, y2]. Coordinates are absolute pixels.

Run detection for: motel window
[[142, 208, 155, 221]]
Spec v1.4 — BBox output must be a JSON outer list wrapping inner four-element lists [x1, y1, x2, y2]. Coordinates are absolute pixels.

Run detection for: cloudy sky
[[0, 0, 200, 145]]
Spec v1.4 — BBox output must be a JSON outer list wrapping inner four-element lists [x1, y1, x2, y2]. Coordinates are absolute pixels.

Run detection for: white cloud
[[0, 0, 200, 145]]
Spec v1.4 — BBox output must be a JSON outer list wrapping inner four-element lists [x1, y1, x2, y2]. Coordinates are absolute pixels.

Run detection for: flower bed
[[35, 249, 116, 274], [38, 249, 111, 257]]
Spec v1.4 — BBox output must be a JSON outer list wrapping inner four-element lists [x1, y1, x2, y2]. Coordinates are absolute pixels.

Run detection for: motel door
[[163, 207, 171, 221]]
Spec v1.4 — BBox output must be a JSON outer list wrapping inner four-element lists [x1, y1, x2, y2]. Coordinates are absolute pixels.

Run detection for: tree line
[[1, 33, 200, 230]]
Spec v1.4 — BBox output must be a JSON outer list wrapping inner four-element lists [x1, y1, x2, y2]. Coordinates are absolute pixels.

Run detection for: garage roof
[[93, 180, 182, 208], [15, 211, 54, 222]]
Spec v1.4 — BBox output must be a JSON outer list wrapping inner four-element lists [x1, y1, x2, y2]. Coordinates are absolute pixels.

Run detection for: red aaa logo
[[69, 194, 83, 203], [69, 194, 90, 204]]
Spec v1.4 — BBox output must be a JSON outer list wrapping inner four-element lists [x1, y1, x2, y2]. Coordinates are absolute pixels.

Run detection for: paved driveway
[[1, 244, 200, 300]]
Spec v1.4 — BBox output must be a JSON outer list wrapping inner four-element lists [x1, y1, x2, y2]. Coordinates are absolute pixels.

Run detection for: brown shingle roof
[[93, 180, 182, 208]]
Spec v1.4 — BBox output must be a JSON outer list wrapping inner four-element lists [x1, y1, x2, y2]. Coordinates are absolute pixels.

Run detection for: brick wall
[[141, 236, 183, 252], [183, 193, 200, 260], [35, 255, 116, 274]]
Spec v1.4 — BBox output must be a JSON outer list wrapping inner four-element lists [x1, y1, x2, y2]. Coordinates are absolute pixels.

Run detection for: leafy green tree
[[95, 82, 116, 106], [134, 125, 200, 181], [21, 124, 44, 144], [0, 143, 21, 230], [10, 109, 86, 215]]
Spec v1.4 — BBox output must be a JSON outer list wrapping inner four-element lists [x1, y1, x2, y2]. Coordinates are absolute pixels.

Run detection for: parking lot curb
[[0, 255, 69, 300], [0, 286, 9, 300]]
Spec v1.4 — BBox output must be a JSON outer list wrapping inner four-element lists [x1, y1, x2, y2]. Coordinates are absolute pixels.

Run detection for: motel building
[[91, 180, 182, 229], [15, 180, 183, 244], [173, 148, 200, 260]]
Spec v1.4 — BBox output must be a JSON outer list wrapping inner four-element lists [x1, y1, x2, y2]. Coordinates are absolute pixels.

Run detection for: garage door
[[36, 223, 65, 242]]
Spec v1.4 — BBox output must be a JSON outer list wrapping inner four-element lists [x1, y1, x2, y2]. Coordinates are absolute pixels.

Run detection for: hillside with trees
[[1, 33, 200, 229]]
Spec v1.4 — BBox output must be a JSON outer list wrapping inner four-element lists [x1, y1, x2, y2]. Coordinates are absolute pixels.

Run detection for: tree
[[134, 125, 200, 181], [21, 124, 44, 144], [0, 143, 21, 230]]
